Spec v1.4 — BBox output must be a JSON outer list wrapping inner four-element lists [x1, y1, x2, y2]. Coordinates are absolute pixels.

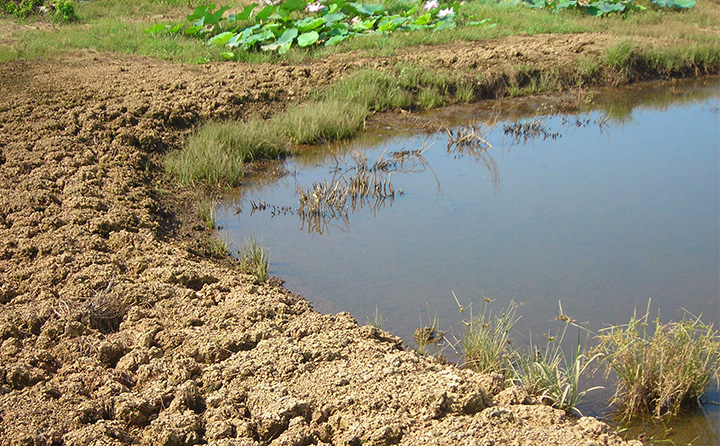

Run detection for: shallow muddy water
[[218, 78, 720, 442]]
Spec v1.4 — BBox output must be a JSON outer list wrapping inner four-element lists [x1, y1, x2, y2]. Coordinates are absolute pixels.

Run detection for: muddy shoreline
[[0, 34, 711, 445]]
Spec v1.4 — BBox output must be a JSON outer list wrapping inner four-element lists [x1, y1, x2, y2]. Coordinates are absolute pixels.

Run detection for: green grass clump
[[195, 196, 217, 229], [238, 237, 269, 283], [603, 40, 720, 83], [167, 99, 369, 186], [458, 296, 602, 415], [460, 296, 520, 375], [512, 313, 601, 415], [166, 119, 286, 186], [282, 100, 368, 144], [208, 233, 229, 256], [322, 69, 414, 112], [321, 66, 479, 112], [594, 302, 720, 419], [0, 44, 19, 62]]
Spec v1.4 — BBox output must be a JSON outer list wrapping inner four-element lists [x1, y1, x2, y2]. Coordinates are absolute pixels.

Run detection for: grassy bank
[[167, 37, 719, 186]]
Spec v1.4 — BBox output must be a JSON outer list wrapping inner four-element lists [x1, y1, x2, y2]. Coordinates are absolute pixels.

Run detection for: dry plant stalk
[[444, 122, 500, 192], [54, 282, 129, 333], [503, 117, 560, 144], [297, 145, 434, 234], [445, 123, 494, 152]]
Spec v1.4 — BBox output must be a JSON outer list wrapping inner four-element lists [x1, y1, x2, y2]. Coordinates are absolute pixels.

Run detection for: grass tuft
[[605, 40, 640, 78], [166, 119, 286, 186], [594, 301, 720, 419], [0, 44, 19, 62], [322, 69, 414, 111], [208, 233, 229, 256], [195, 195, 217, 230], [238, 237, 269, 284], [460, 295, 520, 375], [367, 306, 386, 330], [167, 99, 369, 186], [512, 309, 602, 415], [282, 100, 368, 145]]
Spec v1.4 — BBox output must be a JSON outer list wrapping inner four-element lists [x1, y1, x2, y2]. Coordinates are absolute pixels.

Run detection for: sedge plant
[[458, 293, 520, 376], [594, 300, 720, 419], [512, 304, 602, 415], [238, 236, 270, 283]]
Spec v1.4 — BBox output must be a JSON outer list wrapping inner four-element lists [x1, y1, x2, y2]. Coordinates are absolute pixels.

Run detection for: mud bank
[[0, 33, 699, 445]]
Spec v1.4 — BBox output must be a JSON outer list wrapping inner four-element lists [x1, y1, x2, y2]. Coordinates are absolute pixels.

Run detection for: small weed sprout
[[594, 300, 720, 419], [238, 237, 269, 284], [414, 313, 446, 358], [196, 196, 218, 230], [208, 233, 229, 256], [367, 306, 386, 330]]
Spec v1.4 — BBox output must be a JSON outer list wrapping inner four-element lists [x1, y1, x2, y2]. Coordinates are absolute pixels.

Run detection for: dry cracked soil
[[0, 33, 685, 445]]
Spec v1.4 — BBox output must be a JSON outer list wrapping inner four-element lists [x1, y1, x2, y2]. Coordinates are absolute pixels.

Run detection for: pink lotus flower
[[351, 16, 362, 25], [306, 2, 325, 12], [424, 0, 439, 10], [437, 6, 454, 17]]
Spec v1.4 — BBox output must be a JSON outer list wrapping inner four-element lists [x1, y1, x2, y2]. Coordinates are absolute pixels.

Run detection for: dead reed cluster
[[444, 123, 494, 153], [54, 282, 130, 333], [445, 123, 500, 192], [503, 118, 561, 144], [296, 148, 432, 233]]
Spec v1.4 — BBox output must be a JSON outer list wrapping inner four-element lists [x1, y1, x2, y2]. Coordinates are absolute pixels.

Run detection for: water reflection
[[238, 139, 439, 235], [445, 123, 500, 191], [230, 112, 618, 235]]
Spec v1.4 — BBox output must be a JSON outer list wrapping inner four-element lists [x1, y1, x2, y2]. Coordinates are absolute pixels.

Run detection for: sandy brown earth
[[0, 33, 701, 445]]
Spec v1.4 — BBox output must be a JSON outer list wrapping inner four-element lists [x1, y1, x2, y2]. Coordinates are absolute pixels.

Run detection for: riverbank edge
[[0, 33, 717, 445]]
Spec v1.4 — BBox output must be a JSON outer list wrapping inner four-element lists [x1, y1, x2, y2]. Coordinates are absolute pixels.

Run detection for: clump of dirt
[[0, 34, 671, 445]]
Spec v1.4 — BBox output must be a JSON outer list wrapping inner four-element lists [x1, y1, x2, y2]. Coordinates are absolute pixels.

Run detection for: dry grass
[[54, 282, 130, 333], [594, 301, 720, 419]]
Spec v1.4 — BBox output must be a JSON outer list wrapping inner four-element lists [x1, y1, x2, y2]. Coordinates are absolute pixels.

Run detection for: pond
[[217, 77, 720, 442]]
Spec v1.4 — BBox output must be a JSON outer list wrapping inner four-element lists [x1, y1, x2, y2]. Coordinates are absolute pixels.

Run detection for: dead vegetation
[[53, 282, 131, 334], [296, 143, 436, 233]]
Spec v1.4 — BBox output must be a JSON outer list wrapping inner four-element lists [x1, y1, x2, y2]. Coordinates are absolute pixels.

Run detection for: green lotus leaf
[[325, 34, 349, 46], [208, 31, 235, 46], [281, 0, 307, 12], [237, 3, 258, 20], [277, 27, 299, 45], [297, 30, 320, 47], [256, 4, 278, 22], [351, 2, 386, 16], [296, 17, 326, 32]]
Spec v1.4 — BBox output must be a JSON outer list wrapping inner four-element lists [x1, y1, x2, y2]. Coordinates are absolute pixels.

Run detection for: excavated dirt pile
[[0, 35, 644, 445]]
